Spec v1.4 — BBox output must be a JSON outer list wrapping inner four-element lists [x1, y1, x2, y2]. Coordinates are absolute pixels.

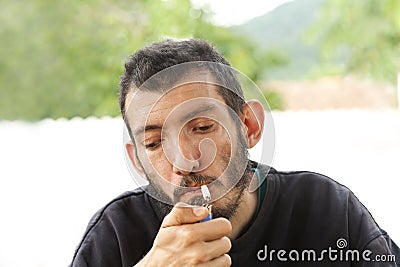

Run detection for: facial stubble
[[145, 131, 252, 220]]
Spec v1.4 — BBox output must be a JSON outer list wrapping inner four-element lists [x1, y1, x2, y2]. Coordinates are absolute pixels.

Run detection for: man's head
[[119, 39, 245, 133], [119, 39, 265, 219]]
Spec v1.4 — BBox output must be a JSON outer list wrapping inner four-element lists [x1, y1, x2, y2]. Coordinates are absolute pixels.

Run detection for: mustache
[[173, 174, 220, 200]]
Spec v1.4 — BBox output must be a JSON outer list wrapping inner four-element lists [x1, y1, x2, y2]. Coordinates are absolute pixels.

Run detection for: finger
[[200, 236, 232, 261], [198, 254, 231, 267], [157, 218, 231, 250], [176, 236, 231, 265], [161, 203, 208, 227], [195, 218, 232, 241]]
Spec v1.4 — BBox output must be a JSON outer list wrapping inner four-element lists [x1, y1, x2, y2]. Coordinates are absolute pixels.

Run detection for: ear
[[125, 142, 145, 176], [241, 100, 265, 148]]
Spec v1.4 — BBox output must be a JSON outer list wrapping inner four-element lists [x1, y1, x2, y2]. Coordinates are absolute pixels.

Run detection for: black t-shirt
[[70, 164, 399, 266]]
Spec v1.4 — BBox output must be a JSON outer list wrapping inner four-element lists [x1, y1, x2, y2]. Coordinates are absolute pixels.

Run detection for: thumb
[[161, 203, 209, 228]]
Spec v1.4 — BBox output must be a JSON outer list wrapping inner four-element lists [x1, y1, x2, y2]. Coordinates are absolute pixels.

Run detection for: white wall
[[0, 110, 399, 267]]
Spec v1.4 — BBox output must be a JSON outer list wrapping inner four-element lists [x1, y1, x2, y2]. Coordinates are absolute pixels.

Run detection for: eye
[[144, 140, 161, 150], [194, 124, 214, 133]]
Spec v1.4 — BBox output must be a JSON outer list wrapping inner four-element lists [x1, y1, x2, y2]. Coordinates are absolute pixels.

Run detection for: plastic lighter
[[200, 204, 213, 222]]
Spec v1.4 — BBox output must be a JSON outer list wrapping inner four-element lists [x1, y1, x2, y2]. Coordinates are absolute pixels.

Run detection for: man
[[71, 39, 399, 266]]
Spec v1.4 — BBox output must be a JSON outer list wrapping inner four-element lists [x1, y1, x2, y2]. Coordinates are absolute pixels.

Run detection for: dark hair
[[119, 39, 245, 132]]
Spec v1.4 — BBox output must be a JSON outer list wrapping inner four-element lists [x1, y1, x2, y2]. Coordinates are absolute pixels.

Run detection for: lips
[[173, 174, 218, 201], [178, 183, 208, 196]]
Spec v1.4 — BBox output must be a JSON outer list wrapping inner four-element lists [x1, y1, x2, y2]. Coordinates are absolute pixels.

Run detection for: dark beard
[[147, 161, 252, 220], [146, 131, 252, 220]]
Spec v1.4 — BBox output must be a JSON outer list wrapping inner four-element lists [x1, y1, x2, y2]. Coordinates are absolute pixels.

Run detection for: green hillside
[[234, 0, 328, 80]]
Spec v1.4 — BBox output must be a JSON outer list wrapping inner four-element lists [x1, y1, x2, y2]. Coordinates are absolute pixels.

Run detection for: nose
[[171, 134, 200, 176], [172, 159, 199, 176]]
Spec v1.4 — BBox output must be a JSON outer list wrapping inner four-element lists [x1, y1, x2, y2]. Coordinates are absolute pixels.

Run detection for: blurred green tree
[[307, 0, 400, 84], [0, 0, 287, 120]]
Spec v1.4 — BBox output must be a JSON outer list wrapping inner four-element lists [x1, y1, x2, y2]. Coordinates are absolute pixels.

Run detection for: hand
[[135, 203, 232, 267]]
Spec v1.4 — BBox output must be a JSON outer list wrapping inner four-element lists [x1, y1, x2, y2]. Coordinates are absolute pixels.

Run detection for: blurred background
[[0, 0, 399, 266]]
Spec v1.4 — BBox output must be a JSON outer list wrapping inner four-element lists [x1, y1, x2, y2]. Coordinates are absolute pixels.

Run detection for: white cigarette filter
[[201, 185, 211, 201]]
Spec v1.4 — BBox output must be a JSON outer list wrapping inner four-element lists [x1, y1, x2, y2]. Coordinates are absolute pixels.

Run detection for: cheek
[[141, 151, 176, 194], [144, 150, 174, 179], [146, 150, 166, 166], [214, 127, 232, 158]]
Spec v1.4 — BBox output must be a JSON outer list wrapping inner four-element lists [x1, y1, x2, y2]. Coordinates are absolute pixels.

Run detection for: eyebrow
[[180, 104, 217, 123], [133, 125, 162, 137], [133, 104, 217, 137]]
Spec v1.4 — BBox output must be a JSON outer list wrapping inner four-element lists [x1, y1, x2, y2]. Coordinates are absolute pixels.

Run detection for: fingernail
[[193, 206, 205, 216]]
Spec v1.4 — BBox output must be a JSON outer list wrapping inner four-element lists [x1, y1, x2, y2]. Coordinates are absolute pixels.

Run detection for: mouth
[[178, 183, 210, 199]]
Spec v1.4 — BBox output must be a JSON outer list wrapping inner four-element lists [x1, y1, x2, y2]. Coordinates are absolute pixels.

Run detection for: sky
[[191, 0, 293, 26]]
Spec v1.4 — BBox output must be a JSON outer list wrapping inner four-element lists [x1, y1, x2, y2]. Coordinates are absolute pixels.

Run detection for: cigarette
[[199, 185, 212, 222], [201, 185, 211, 201]]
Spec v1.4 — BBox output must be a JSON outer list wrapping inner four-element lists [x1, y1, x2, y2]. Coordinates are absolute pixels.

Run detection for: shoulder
[[84, 188, 148, 231], [267, 166, 391, 249], [268, 167, 367, 216], [70, 187, 159, 266], [274, 168, 347, 187], [265, 166, 353, 201], [80, 187, 161, 240]]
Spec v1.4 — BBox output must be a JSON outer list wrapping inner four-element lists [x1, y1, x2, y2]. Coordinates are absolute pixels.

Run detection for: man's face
[[126, 82, 251, 218]]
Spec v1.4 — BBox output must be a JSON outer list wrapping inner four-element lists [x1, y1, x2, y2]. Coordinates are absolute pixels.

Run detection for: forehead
[[126, 82, 229, 134]]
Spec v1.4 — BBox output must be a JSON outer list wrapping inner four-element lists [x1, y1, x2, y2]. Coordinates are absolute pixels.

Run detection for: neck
[[227, 183, 258, 240]]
